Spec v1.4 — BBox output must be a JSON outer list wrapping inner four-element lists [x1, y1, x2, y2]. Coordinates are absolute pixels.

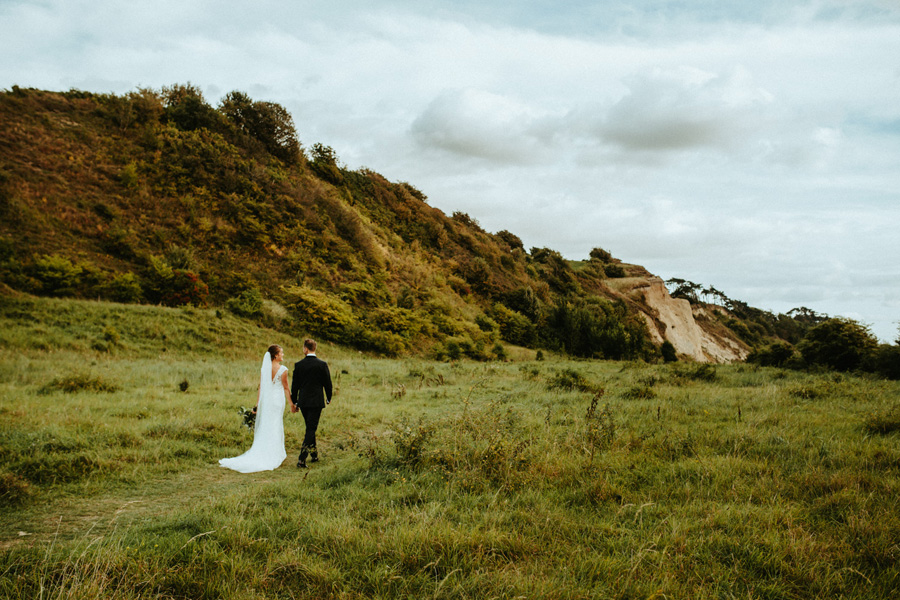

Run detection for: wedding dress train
[[219, 352, 287, 473]]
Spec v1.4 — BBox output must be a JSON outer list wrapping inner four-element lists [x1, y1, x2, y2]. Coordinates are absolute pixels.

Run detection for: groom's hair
[[303, 339, 317, 352]]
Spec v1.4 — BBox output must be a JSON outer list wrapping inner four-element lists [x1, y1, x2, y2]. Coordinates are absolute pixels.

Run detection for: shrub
[[31, 254, 83, 296], [622, 384, 656, 400], [589, 247, 613, 262], [164, 270, 209, 307], [0, 471, 32, 506], [670, 363, 717, 384], [226, 288, 264, 319], [864, 407, 900, 435], [660, 340, 677, 363], [283, 285, 358, 344], [41, 373, 120, 394], [604, 263, 626, 278], [547, 368, 599, 393], [119, 162, 140, 189], [747, 341, 795, 368], [798, 318, 878, 372], [491, 303, 535, 347], [870, 344, 900, 380], [99, 272, 143, 303]]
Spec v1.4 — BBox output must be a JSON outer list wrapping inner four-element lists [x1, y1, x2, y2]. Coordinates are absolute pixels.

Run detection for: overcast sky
[[2, 0, 899, 341]]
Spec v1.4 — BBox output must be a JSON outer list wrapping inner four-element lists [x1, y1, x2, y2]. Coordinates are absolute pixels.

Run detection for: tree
[[161, 83, 226, 133], [309, 143, 344, 184], [797, 317, 878, 372], [660, 340, 677, 362], [219, 91, 302, 164]]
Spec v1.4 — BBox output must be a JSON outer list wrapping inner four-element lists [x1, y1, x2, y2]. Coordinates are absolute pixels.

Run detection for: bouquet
[[239, 406, 257, 430]]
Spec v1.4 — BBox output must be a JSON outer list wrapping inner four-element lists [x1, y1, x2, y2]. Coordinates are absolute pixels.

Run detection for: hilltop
[[0, 85, 807, 361]]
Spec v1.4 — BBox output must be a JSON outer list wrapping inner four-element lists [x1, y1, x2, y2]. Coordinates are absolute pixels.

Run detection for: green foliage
[[871, 344, 900, 380], [30, 254, 83, 296], [547, 368, 599, 393], [219, 91, 302, 165], [547, 297, 650, 360], [603, 263, 626, 278], [747, 340, 795, 367], [41, 373, 120, 394], [798, 317, 878, 372], [490, 303, 535, 346], [225, 288, 263, 319], [589, 247, 613, 262], [660, 340, 677, 362], [863, 405, 900, 434], [309, 143, 344, 184], [284, 285, 358, 342], [161, 83, 230, 134]]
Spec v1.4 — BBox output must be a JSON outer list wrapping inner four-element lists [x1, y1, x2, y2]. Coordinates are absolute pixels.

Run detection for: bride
[[219, 344, 289, 473]]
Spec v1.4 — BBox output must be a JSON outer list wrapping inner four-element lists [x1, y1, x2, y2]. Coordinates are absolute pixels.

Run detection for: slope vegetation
[[0, 85, 790, 361]]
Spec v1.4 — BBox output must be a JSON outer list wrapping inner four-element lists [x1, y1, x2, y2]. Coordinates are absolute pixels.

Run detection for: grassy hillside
[[1, 85, 807, 362], [2, 296, 899, 598]]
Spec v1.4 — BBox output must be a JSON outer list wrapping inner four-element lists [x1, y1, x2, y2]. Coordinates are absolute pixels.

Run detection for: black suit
[[290, 354, 333, 464]]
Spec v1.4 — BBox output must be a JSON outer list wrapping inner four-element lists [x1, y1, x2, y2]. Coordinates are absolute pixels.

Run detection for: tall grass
[[2, 295, 899, 598]]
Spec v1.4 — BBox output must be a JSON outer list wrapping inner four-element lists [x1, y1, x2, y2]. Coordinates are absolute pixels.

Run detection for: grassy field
[[1, 294, 899, 599]]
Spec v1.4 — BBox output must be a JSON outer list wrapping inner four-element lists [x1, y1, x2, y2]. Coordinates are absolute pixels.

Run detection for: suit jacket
[[291, 355, 333, 409]]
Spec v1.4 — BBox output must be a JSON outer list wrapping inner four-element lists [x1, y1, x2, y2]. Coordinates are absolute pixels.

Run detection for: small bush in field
[[41, 373, 119, 394], [225, 288, 263, 318], [863, 407, 900, 434], [547, 368, 599, 393], [391, 417, 434, 467], [622, 384, 656, 400], [30, 254, 84, 296], [670, 362, 717, 384], [99, 272, 143, 303], [0, 471, 32, 506]]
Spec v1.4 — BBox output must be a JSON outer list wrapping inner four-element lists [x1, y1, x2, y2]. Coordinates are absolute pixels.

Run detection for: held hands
[[290, 402, 298, 413]]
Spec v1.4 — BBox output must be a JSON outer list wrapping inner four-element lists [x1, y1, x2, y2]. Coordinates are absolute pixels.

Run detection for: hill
[[0, 85, 810, 361]]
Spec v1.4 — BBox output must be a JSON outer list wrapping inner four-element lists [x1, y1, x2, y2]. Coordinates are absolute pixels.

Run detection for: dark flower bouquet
[[239, 406, 257, 430]]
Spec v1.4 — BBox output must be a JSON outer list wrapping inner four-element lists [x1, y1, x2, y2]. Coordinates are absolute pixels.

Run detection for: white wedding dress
[[219, 352, 288, 473]]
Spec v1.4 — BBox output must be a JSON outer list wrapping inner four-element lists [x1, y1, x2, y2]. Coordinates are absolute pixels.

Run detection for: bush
[[798, 318, 878, 372], [98, 272, 143, 303], [283, 285, 358, 344], [41, 373, 120, 394], [547, 368, 599, 393], [0, 471, 32, 506], [747, 341, 795, 368], [870, 344, 900, 380], [660, 340, 677, 363], [864, 406, 900, 435], [491, 303, 535, 347], [31, 254, 83, 296], [226, 288, 264, 319]]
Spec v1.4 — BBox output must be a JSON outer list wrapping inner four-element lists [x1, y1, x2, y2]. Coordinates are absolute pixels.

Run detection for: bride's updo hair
[[267, 344, 282, 360]]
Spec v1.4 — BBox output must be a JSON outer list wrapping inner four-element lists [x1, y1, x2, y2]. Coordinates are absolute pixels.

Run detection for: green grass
[[2, 294, 899, 598]]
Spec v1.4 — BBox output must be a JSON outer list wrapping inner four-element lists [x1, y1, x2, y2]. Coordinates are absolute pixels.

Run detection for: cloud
[[595, 66, 773, 152], [410, 88, 550, 164]]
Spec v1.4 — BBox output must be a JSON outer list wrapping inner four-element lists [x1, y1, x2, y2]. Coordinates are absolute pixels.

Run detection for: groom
[[290, 338, 333, 468]]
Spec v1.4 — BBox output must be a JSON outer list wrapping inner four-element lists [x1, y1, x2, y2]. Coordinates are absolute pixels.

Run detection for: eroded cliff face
[[628, 277, 749, 363]]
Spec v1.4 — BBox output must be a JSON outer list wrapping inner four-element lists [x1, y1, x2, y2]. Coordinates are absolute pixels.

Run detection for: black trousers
[[298, 406, 323, 463]]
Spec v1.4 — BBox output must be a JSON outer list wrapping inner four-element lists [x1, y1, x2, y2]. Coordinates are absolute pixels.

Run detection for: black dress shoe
[[310, 456, 319, 463], [296, 461, 307, 468]]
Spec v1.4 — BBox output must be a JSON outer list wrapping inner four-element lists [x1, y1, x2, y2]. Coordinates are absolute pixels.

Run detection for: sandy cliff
[[617, 276, 749, 363]]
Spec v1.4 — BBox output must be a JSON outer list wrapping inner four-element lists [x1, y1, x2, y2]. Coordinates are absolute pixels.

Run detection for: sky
[[2, 0, 899, 341]]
